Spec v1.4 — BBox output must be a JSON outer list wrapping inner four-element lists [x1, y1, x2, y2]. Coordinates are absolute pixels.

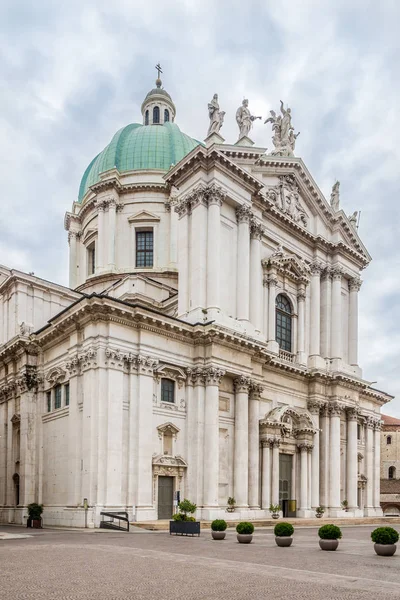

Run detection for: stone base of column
[[135, 506, 157, 521], [308, 355, 326, 369], [374, 506, 383, 517], [363, 507, 378, 517], [297, 509, 314, 518], [297, 351, 308, 366], [329, 358, 342, 371], [200, 507, 226, 521], [266, 340, 279, 354], [328, 508, 348, 518]]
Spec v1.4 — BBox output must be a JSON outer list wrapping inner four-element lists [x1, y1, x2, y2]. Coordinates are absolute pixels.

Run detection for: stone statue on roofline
[[264, 100, 299, 157], [236, 99, 261, 140], [330, 181, 340, 211], [349, 210, 358, 228], [207, 94, 225, 136]]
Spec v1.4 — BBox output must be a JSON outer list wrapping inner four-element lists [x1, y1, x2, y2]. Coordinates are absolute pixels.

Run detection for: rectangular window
[[357, 424, 361, 440], [46, 391, 52, 413], [87, 242, 96, 275], [136, 230, 153, 268], [161, 379, 175, 403], [65, 383, 70, 407], [54, 385, 62, 409]]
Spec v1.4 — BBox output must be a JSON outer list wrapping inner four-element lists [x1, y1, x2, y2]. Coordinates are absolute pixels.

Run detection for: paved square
[[1, 524, 400, 599]]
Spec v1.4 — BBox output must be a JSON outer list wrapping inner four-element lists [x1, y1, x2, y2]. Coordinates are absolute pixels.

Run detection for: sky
[[1, 0, 399, 413]]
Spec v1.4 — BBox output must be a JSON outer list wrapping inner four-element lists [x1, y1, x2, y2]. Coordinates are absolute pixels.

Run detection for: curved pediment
[[261, 405, 315, 434], [263, 248, 311, 285]]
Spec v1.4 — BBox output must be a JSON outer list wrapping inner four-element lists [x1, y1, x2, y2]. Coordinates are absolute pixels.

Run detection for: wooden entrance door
[[158, 476, 174, 519]]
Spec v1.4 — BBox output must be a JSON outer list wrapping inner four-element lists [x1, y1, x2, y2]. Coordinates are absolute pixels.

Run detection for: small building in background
[[380, 414, 400, 516]]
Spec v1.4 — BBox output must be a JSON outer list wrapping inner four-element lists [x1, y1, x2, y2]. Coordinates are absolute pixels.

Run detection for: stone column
[[108, 200, 117, 270], [297, 286, 306, 363], [96, 202, 105, 271], [68, 231, 79, 288], [298, 444, 309, 511], [329, 403, 342, 510], [191, 369, 206, 507], [291, 451, 296, 502], [374, 420, 382, 514], [203, 367, 225, 508], [267, 273, 279, 352], [168, 200, 178, 268], [190, 187, 208, 313], [66, 362, 81, 506], [236, 205, 252, 322], [18, 368, 39, 506], [365, 417, 375, 513], [331, 267, 343, 359], [319, 405, 330, 507], [348, 278, 362, 366], [136, 355, 159, 519], [175, 199, 190, 316], [248, 383, 262, 508], [320, 267, 332, 358], [233, 376, 251, 507], [206, 186, 224, 316], [308, 402, 320, 509], [309, 262, 323, 357], [346, 408, 358, 511], [249, 222, 264, 332], [261, 440, 272, 509], [271, 439, 280, 506]]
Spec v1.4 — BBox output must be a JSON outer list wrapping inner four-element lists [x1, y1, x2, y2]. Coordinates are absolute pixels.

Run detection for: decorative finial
[[264, 100, 299, 157], [155, 62, 163, 88]]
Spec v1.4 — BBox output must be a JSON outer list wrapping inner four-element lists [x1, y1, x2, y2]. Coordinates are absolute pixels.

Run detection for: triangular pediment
[[263, 249, 311, 284], [128, 210, 160, 224]]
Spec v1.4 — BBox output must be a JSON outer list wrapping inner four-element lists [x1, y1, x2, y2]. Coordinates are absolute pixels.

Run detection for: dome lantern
[[141, 64, 176, 126]]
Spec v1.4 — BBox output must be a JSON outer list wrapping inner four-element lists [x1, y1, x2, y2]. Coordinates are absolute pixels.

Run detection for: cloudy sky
[[1, 0, 399, 412]]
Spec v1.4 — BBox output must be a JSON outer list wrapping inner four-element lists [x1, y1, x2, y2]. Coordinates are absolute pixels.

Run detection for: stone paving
[[1, 524, 400, 599]]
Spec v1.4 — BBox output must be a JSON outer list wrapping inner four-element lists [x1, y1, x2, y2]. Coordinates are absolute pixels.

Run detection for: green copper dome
[[78, 122, 200, 202]]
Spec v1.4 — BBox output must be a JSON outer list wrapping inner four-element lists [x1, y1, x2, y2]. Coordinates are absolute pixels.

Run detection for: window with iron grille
[[136, 230, 153, 267], [54, 385, 62, 409], [65, 383, 70, 406], [161, 379, 175, 403], [46, 391, 52, 413], [164, 109, 170, 122], [276, 294, 292, 352]]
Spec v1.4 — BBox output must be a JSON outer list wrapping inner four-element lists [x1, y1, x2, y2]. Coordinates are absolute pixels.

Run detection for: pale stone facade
[[380, 414, 400, 515], [0, 78, 392, 527]]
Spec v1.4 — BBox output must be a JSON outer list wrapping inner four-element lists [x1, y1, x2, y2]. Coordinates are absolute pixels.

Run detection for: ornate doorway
[[158, 476, 174, 520], [279, 454, 292, 517]]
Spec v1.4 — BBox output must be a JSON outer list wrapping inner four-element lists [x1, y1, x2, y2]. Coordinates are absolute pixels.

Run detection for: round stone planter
[[374, 543, 397, 557], [211, 531, 226, 540], [237, 533, 253, 544], [271, 514, 280, 520], [275, 536, 293, 547], [315, 514, 323, 519], [319, 539, 339, 551]]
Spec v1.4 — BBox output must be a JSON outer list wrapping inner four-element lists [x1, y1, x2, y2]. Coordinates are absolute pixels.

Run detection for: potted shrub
[[315, 506, 325, 519], [318, 524, 342, 551], [236, 522, 254, 544], [341, 500, 348, 512], [211, 519, 227, 540], [274, 522, 294, 547], [227, 497, 236, 513], [27, 503, 43, 529], [269, 503, 280, 519], [371, 527, 399, 556], [169, 499, 200, 536]]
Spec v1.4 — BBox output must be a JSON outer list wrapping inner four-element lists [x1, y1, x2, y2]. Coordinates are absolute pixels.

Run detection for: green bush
[[236, 522, 254, 535], [227, 497, 236, 507], [172, 499, 197, 522], [318, 524, 342, 540], [211, 519, 227, 532], [269, 504, 280, 513], [371, 527, 399, 545], [172, 513, 195, 522], [274, 522, 294, 537], [27, 503, 43, 519]]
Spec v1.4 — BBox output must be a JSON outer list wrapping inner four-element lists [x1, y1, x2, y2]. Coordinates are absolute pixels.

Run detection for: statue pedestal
[[204, 132, 225, 147], [234, 135, 254, 147]]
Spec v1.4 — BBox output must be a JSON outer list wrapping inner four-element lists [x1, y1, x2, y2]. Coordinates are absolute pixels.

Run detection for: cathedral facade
[[0, 76, 391, 527]]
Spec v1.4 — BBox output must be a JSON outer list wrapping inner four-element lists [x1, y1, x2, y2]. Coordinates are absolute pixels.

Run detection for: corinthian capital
[[236, 204, 253, 224], [234, 375, 252, 392], [331, 265, 343, 281], [250, 219, 265, 240], [204, 366, 225, 385], [187, 183, 208, 209], [310, 261, 324, 275], [349, 277, 362, 292], [207, 183, 225, 206]]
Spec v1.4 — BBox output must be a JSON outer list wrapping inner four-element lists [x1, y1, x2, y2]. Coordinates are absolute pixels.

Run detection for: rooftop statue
[[330, 181, 340, 212], [236, 99, 261, 140], [207, 94, 225, 136], [349, 210, 358, 228], [265, 100, 299, 157]]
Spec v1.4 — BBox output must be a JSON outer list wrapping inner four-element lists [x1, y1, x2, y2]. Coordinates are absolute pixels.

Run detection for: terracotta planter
[[319, 539, 339, 551], [275, 536, 293, 547], [237, 533, 253, 544], [211, 531, 226, 540], [374, 543, 397, 556]]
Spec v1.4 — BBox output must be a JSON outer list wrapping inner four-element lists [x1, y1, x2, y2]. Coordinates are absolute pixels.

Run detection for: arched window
[[389, 466, 396, 479], [145, 110, 149, 125], [153, 106, 160, 124], [387, 436, 392, 445], [164, 109, 170, 122], [276, 294, 292, 352]]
